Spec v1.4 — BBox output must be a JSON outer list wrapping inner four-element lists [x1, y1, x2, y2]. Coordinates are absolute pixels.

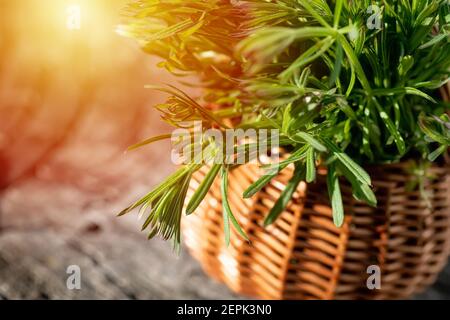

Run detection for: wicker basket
[[182, 84, 450, 300], [182, 160, 450, 300]]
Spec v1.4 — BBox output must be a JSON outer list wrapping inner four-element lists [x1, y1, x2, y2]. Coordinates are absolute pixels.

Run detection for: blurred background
[[0, 0, 448, 299]]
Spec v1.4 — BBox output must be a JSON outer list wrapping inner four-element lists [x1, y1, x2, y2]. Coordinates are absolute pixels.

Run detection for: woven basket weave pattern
[[182, 162, 450, 300]]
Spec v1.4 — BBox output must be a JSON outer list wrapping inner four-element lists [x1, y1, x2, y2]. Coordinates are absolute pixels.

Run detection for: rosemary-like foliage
[[119, 0, 450, 249]]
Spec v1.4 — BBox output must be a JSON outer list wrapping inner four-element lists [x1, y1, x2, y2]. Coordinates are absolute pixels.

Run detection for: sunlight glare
[[66, 4, 81, 30]]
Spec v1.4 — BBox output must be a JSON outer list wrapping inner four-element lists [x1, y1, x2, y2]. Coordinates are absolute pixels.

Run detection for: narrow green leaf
[[145, 84, 229, 128], [337, 163, 377, 207], [265, 164, 304, 226], [306, 148, 316, 183], [419, 113, 449, 144], [221, 166, 249, 245], [221, 168, 231, 246], [243, 146, 309, 198], [292, 132, 327, 152], [338, 34, 372, 93], [333, 0, 344, 28], [146, 19, 194, 42], [398, 56, 414, 77], [353, 183, 377, 207], [371, 87, 436, 103], [345, 64, 356, 96], [186, 164, 221, 215], [127, 134, 172, 152], [279, 37, 335, 82], [282, 103, 292, 134], [322, 138, 372, 185], [118, 165, 194, 216], [327, 164, 344, 227], [300, 0, 331, 28], [329, 42, 343, 87], [428, 145, 447, 161], [228, 209, 249, 242], [419, 33, 450, 50], [371, 98, 406, 155], [243, 171, 278, 199]]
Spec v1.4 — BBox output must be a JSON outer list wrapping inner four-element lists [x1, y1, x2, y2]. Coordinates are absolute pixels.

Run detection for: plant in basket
[[119, 0, 450, 299]]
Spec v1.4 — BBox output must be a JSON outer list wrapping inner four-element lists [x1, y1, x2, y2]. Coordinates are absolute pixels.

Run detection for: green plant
[[119, 0, 450, 249], [420, 112, 450, 159]]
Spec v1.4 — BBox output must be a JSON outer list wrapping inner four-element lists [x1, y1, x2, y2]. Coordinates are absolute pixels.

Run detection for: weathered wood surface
[[0, 177, 239, 300]]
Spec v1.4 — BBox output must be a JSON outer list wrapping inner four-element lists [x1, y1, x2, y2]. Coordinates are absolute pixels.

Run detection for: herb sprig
[[119, 0, 450, 249]]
